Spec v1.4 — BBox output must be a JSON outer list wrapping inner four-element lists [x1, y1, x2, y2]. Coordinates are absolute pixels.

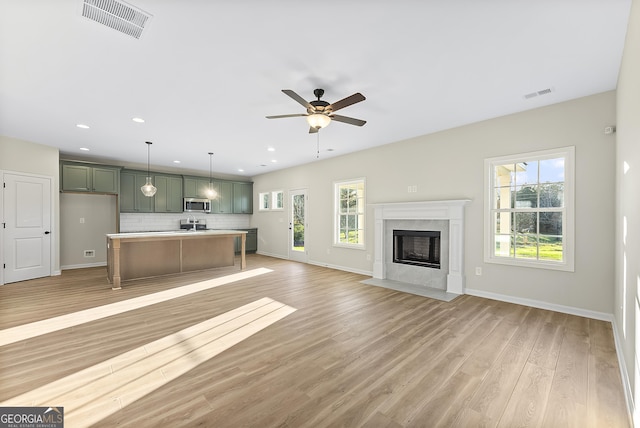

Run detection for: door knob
[[44, 231, 50, 234]]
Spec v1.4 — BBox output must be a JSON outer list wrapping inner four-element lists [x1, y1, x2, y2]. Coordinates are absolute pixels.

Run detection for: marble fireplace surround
[[372, 200, 470, 295]]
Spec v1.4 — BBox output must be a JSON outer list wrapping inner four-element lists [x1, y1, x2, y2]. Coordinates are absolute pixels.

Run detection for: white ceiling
[[0, 0, 631, 178]]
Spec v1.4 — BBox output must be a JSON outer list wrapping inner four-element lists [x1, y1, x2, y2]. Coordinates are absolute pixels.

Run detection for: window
[[258, 192, 270, 210], [335, 179, 365, 248], [485, 146, 574, 271], [272, 190, 284, 210]]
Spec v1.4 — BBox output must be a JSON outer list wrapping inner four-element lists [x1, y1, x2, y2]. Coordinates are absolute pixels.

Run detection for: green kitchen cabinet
[[183, 177, 211, 199], [233, 182, 253, 214], [120, 170, 154, 213], [234, 228, 257, 254], [211, 181, 233, 213], [92, 167, 120, 193], [154, 174, 183, 213], [61, 163, 119, 194]]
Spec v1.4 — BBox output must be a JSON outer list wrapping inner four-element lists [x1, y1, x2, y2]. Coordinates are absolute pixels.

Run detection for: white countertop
[[107, 230, 248, 239]]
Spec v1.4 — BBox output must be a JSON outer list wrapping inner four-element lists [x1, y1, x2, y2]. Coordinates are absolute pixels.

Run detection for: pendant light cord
[[209, 152, 213, 184], [145, 141, 152, 176]]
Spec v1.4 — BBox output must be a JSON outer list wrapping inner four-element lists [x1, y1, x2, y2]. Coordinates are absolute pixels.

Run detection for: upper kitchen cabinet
[[211, 180, 233, 214], [233, 182, 253, 214], [120, 170, 153, 213], [154, 174, 183, 213], [184, 177, 253, 214], [183, 176, 211, 199], [61, 162, 120, 193]]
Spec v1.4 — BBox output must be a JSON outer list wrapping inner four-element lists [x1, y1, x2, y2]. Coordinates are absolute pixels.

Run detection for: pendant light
[[140, 141, 157, 197], [205, 152, 218, 199]]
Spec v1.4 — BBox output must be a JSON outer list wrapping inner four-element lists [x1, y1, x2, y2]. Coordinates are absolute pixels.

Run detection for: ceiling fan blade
[[330, 114, 367, 127], [309, 126, 319, 134], [266, 113, 308, 119], [282, 89, 313, 110], [327, 93, 365, 113]]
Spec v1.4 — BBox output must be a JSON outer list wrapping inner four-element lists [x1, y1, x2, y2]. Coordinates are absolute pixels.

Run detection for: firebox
[[393, 229, 441, 269]]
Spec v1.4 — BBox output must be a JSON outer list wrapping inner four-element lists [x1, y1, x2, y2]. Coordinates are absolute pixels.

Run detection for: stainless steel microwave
[[183, 198, 211, 213]]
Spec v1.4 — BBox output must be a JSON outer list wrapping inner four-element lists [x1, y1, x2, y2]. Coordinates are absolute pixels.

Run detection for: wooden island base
[[107, 230, 247, 290]]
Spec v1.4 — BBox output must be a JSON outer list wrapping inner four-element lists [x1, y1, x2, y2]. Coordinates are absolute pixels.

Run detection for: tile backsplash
[[120, 213, 251, 232]]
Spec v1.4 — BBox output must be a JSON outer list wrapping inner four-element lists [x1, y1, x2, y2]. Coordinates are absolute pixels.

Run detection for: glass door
[[289, 189, 308, 263]]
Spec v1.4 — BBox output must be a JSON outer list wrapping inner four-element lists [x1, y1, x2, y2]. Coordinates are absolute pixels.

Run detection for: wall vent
[[81, 0, 152, 39], [524, 88, 553, 100]]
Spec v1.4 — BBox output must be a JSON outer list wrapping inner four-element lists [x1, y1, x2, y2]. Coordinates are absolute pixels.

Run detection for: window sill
[[484, 256, 574, 272]]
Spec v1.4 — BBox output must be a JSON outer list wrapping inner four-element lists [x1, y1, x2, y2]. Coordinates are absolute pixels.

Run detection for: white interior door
[[3, 173, 52, 283], [289, 189, 308, 263]]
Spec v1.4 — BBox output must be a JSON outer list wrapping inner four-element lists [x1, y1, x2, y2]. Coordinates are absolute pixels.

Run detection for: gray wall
[[60, 193, 117, 269], [251, 91, 616, 316], [615, 0, 640, 420]]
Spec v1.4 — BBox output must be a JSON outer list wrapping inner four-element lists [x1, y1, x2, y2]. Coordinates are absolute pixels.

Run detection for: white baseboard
[[61, 262, 106, 270], [307, 259, 372, 276], [256, 251, 289, 260], [611, 318, 636, 427], [465, 287, 613, 322]]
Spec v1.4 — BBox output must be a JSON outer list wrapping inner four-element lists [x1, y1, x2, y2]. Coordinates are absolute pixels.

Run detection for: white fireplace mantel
[[372, 200, 470, 295]]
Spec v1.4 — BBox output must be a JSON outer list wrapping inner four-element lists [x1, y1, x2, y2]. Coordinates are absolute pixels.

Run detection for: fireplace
[[393, 230, 441, 269], [372, 200, 470, 294]]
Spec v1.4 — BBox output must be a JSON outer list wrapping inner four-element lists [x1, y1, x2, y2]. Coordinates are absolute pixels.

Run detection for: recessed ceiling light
[[132, 117, 145, 123], [271, 159, 277, 163], [80, 147, 90, 151], [173, 160, 181, 164], [238, 168, 244, 172], [267, 147, 275, 152], [76, 123, 90, 129]]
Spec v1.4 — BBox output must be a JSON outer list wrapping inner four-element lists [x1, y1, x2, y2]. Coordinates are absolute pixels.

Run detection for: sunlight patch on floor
[[0, 268, 273, 347], [0, 297, 296, 427]]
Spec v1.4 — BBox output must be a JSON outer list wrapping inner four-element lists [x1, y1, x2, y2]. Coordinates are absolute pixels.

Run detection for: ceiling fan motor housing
[[309, 99, 330, 114]]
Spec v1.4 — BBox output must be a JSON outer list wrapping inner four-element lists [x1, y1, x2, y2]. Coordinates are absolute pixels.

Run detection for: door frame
[[0, 170, 56, 285], [288, 188, 308, 263]]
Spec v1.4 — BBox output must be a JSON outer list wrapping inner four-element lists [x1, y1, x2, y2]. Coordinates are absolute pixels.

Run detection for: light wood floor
[[0, 255, 630, 427]]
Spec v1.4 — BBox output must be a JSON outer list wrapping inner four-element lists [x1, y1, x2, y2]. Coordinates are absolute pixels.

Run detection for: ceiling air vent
[[524, 88, 553, 100], [81, 0, 152, 39]]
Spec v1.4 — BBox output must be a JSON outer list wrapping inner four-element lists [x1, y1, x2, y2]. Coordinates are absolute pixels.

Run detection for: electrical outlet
[[84, 250, 95, 258], [79, 217, 85, 224], [475, 267, 482, 276], [366, 254, 371, 261]]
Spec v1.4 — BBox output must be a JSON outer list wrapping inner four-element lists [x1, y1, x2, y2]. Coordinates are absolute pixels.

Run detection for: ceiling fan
[[266, 88, 366, 133]]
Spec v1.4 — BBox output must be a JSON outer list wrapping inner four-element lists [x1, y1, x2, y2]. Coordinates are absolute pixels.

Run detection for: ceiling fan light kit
[[267, 88, 366, 134], [307, 113, 331, 130]]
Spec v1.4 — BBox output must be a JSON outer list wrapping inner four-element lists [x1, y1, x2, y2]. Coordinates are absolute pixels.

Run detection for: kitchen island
[[106, 230, 247, 290]]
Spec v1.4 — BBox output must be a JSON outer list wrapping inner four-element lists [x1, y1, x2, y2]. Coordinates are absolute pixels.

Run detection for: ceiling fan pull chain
[[316, 132, 320, 159]]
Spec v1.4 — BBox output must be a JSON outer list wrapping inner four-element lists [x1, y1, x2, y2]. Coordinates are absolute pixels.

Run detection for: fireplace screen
[[393, 230, 441, 269]]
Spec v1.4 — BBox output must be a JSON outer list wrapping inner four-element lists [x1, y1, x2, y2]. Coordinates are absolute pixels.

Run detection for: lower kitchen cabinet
[[235, 228, 257, 254]]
